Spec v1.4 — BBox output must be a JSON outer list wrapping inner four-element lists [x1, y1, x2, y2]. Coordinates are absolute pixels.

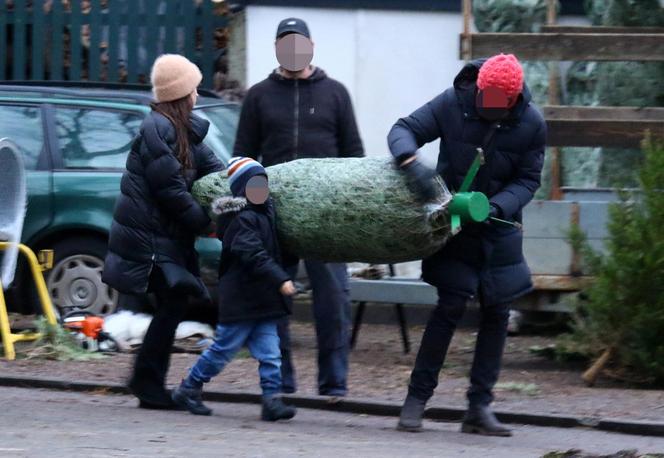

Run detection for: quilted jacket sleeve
[[387, 92, 447, 163]]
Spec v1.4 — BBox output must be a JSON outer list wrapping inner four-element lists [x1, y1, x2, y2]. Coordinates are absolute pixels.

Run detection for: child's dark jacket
[[212, 196, 291, 324]]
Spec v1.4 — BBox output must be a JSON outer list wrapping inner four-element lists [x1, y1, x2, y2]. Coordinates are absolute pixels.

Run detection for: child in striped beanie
[[227, 156, 268, 199], [172, 156, 297, 422]]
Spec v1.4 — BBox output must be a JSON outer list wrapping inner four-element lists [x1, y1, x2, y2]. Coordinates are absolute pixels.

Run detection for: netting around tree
[[193, 158, 454, 264]]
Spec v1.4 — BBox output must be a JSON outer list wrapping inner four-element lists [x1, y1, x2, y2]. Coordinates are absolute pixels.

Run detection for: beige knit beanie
[[150, 54, 202, 103]]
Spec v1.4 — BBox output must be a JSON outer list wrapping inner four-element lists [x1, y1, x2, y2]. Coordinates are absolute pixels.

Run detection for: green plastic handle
[[458, 149, 485, 193], [450, 148, 490, 233]]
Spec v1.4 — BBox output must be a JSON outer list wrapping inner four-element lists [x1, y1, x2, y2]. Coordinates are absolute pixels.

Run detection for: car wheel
[[45, 237, 118, 316]]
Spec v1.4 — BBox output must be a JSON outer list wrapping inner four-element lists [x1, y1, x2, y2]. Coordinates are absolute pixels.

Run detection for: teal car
[[0, 83, 237, 316]]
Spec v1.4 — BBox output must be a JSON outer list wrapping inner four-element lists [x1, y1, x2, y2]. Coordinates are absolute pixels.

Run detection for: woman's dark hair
[[150, 93, 195, 169]]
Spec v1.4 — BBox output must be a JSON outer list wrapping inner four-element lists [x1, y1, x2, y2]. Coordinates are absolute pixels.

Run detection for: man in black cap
[[233, 17, 364, 397]]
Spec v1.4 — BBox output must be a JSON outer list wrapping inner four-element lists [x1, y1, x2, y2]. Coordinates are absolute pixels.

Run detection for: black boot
[[261, 396, 297, 422], [129, 378, 182, 410], [171, 381, 213, 416], [461, 405, 512, 437], [397, 395, 426, 432]]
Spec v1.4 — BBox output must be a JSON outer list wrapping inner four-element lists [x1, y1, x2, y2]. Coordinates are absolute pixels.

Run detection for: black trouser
[[408, 288, 510, 407], [278, 261, 351, 396], [129, 270, 188, 405]]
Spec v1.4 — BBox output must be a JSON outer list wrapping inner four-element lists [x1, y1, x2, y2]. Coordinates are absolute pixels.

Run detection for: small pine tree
[[559, 137, 664, 384]]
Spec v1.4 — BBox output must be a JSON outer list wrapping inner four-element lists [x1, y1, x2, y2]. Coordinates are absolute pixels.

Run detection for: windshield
[[195, 104, 240, 166]]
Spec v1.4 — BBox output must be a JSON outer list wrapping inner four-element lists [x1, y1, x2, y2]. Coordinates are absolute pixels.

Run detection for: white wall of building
[[245, 5, 465, 165]]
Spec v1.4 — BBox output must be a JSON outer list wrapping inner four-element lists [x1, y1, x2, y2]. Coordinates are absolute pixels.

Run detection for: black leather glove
[[400, 157, 438, 202]]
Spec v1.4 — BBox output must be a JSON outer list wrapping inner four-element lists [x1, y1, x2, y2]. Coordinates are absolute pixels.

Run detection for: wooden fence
[[0, 0, 229, 87]]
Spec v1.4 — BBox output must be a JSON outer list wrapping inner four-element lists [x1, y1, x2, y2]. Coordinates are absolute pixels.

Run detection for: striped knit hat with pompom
[[227, 157, 267, 197]]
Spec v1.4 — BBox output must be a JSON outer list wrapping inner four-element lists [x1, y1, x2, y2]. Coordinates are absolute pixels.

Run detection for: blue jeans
[[279, 261, 351, 396], [187, 320, 282, 396]]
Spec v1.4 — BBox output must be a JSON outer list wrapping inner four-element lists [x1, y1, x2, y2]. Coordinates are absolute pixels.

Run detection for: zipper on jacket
[[293, 79, 299, 160]]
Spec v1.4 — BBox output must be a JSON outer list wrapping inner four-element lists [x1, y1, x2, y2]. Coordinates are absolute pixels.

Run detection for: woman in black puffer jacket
[[103, 54, 223, 409], [388, 54, 546, 435]]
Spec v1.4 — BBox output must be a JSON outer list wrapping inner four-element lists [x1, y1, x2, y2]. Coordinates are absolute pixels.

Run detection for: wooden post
[[69, 0, 82, 81], [126, 1, 138, 83], [107, 0, 120, 82], [461, 0, 472, 61], [201, 0, 215, 89], [0, 1, 6, 80], [547, 0, 563, 200], [89, 0, 102, 81], [546, 0, 556, 26], [31, 0, 45, 80], [12, 0, 26, 80]]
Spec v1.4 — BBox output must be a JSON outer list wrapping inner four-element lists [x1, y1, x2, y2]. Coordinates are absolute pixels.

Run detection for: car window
[[195, 104, 239, 166], [54, 108, 143, 169], [0, 104, 45, 170]]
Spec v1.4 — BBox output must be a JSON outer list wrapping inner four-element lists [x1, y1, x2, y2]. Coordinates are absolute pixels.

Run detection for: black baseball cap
[[276, 17, 310, 39]]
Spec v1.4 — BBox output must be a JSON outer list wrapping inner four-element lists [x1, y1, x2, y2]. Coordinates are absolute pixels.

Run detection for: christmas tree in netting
[[193, 157, 454, 264]]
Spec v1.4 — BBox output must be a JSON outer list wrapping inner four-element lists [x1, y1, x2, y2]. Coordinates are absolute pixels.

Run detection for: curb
[[0, 374, 662, 437]]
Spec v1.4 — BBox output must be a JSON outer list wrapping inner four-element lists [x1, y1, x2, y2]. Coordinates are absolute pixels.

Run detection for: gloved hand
[[399, 156, 438, 202]]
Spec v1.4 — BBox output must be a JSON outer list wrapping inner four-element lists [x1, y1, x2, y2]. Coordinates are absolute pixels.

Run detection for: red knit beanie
[[477, 54, 523, 99]]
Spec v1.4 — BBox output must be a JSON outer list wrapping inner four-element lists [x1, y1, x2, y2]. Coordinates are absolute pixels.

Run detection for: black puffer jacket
[[213, 196, 291, 324], [102, 111, 223, 297], [388, 59, 546, 305]]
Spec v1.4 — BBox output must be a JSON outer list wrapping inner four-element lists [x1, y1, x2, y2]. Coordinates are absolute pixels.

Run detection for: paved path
[[0, 387, 662, 458]]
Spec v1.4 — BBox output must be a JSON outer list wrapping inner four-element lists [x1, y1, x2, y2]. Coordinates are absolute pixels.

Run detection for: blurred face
[[245, 175, 269, 204], [475, 86, 517, 121], [190, 89, 198, 105], [275, 33, 314, 72]]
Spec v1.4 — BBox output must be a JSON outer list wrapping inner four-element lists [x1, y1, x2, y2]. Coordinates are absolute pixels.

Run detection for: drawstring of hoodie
[[307, 77, 315, 115]]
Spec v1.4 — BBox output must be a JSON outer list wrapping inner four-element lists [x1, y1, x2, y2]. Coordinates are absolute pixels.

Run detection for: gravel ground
[[2, 321, 664, 422], [1, 387, 663, 458]]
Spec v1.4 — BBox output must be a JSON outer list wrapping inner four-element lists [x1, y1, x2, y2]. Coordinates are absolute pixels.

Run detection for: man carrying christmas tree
[[233, 17, 364, 397]]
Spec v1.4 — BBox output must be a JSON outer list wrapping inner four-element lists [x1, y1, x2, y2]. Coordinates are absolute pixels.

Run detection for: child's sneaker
[[172, 380, 213, 416], [261, 395, 297, 421]]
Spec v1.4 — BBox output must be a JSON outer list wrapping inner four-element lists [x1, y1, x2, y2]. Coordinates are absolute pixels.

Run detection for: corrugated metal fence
[[0, 0, 229, 87]]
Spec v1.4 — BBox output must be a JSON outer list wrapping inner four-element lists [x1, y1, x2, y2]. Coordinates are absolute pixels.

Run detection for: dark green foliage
[[556, 139, 664, 384], [564, 0, 664, 188], [585, 0, 664, 26], [193, 158, 454, 264], [472, 0, 550, 33]]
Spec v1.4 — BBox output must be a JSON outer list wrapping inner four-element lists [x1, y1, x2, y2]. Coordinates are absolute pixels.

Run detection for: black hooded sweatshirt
[[233, 67, 364, 166], [212, 196, 291, 324]]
